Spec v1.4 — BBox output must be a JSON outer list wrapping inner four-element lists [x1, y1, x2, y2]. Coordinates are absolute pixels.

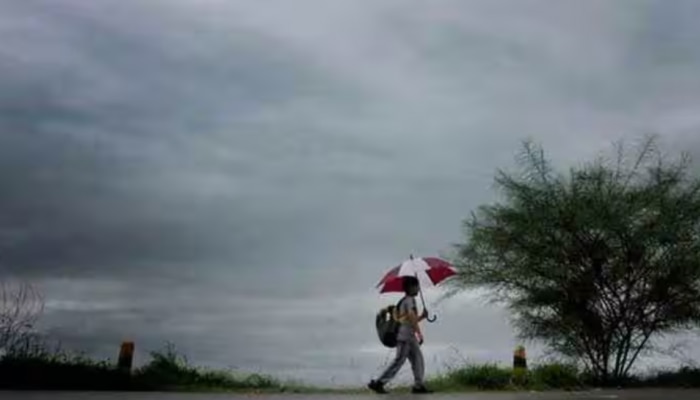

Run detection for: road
[[0, 390, 699, 400]]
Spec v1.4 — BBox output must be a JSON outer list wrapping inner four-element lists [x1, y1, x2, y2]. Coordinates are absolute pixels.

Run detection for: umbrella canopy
[[376, 255, 457, 293]]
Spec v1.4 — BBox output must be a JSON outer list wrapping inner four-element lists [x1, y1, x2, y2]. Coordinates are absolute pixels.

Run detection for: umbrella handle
[[415, 273, 438, 323]]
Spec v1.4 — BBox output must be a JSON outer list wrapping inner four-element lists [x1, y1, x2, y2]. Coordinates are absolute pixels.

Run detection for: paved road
[[0, 390, 699, 400]]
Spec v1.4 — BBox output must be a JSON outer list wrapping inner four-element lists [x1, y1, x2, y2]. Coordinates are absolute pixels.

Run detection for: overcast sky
[[2, 0, 700, 386]]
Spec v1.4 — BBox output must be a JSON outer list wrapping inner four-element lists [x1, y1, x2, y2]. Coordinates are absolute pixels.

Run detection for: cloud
[[2, 0, 700, 386]]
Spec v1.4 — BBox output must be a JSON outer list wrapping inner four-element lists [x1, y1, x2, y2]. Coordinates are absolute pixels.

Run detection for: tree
[[451, 136, 700, 383], [0, 281, 44, 355]]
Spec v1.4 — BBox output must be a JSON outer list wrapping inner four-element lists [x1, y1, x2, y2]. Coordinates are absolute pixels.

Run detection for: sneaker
[[411, 385, 434, 394], [367, 380, 388, 394]]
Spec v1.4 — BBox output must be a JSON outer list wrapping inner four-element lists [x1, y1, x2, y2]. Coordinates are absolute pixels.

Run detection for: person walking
[[368, 276, 433, 394]]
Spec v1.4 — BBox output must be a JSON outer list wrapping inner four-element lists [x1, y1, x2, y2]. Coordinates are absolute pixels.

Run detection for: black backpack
[[375, 297, 406, 348]]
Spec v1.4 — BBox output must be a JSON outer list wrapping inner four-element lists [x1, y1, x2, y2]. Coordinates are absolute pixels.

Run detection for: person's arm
[[412, 314, 424, 339], [405, 308, 422, 327], [405, 301, 425, 343]]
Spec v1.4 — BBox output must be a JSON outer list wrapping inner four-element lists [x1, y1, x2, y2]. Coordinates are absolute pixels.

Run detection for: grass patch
[[0, 342, 307, 392], [529, 362, 582, 390], [132, 343, 283, 390], [3, 341, 700, 392], [425, 361, 700, 391], [427, 363, 514, 391], [0, 351, 129, 390], [635, 366, 700, 388]]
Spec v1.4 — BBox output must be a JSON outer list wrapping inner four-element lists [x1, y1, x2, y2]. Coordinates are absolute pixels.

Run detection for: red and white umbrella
[[376, 255, 457, 293], [376, 255, 457, 322]]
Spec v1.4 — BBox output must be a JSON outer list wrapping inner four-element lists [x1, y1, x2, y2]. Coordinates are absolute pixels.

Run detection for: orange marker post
[[512, 345, 528, 386], [118, 341, 135, 373], [513, 345, 527, 370]]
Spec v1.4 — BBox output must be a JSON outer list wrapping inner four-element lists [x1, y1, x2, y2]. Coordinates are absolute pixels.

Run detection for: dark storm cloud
[[0, 0, 376, 280], [3, 0, 700, 386]]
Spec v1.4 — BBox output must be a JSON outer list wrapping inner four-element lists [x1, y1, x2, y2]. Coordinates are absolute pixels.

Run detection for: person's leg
[[368, 342, 410, 394], [407, 338, 425, 388], [376, 341, 410, 385]]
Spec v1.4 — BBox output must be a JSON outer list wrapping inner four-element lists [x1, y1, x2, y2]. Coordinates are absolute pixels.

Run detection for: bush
[[530, 363, 581, 389], [428, 361, 700, 391], [443, 363, 513, 390], [132, 342, 283, 391], [133, 342, 195, 388], [644, 366, 700, 388], [427, 361, 587, 391], [6, 340, 700, 392], [0, 351, 127, 390], [0, 340, 288, 392]]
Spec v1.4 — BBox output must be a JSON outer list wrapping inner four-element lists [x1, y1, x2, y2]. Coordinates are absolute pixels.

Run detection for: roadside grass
[[132, 342, 278, 391], [2, 341, 700, 392], [0, 342, 305, 392], [0, 350, 129, 390], [423, 361, 700, 391], [631, 366, 700, 388], [426, 363, 515, 391]]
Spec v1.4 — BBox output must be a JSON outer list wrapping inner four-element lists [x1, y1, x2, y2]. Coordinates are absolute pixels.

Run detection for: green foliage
[[452, 135, 700, 382], [427, 362, 582, 391], [638, 366, 700, 388], [4, 344, 700, 392], [133, 342, 282, 390], [0, 348, 125, 390], [433, 363, 514, 390], [134, 342, 193, 388], [0, 341, 290, 392], [530, 362, 581, 389], [426, 361, 700, 391]]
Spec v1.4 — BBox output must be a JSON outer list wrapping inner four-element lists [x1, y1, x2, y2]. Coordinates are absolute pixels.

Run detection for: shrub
[[645, 366, 700, 388], [445, 363, 513, 390], [530, 363, 581, 389]]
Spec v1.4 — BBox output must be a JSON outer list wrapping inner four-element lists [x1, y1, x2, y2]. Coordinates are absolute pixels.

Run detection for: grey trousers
[[377, 337, 424, 386]]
